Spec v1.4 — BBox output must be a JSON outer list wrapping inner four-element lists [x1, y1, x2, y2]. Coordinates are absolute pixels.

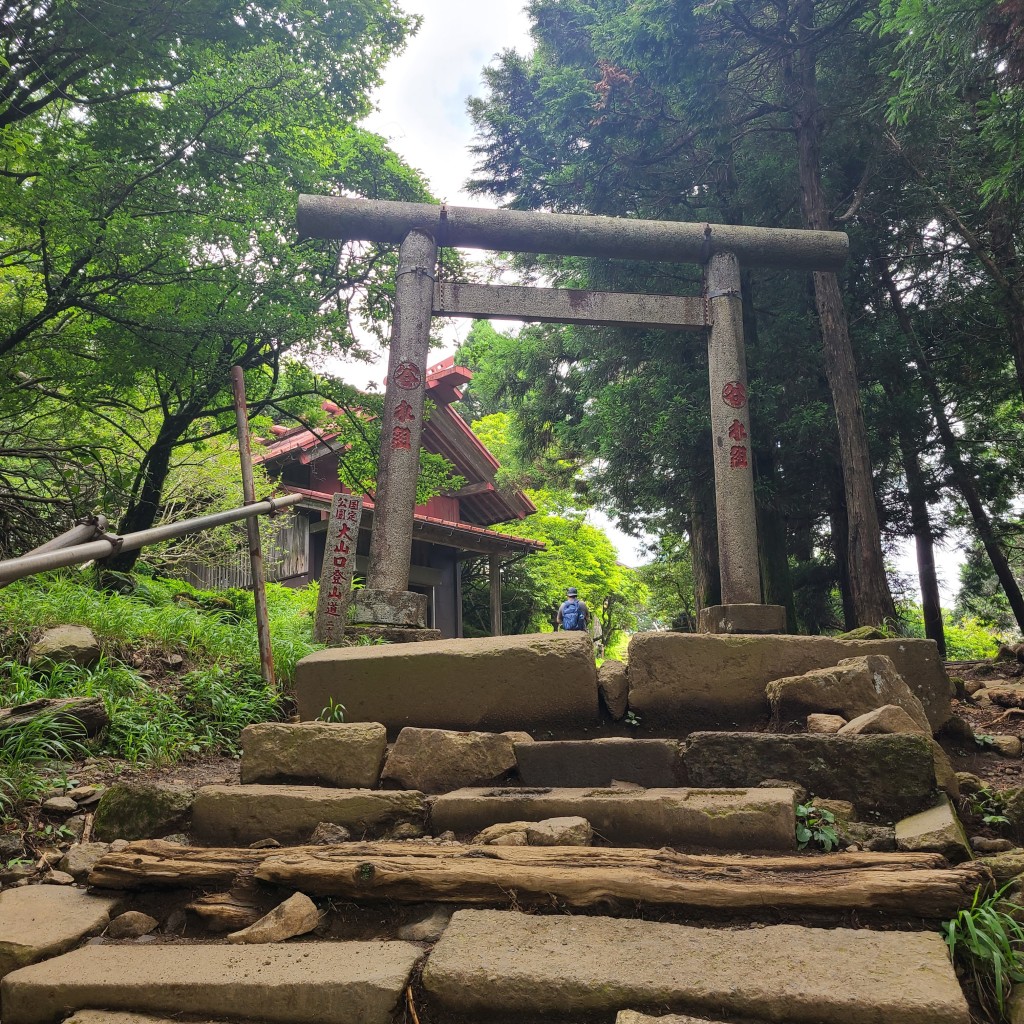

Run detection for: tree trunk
[[787, 0, 895, 627], [829, 468, 857, 631], [755, 448, 797, 632], [90, 839, 990, 919], [690, 483, 721, 615], [878, 258, 1024, 632]]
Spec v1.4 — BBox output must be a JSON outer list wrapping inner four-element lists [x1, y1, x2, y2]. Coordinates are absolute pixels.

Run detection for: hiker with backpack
[[557, 587, 590, 632]]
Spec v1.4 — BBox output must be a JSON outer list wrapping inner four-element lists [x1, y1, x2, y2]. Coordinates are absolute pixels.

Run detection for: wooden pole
[[489, 555, 503, 637], [297, 196, 848, 272], [230, 366, 275, 688]]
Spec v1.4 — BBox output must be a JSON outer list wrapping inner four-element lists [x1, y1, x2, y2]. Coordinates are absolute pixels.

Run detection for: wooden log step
[[89, 840, 992, 918]]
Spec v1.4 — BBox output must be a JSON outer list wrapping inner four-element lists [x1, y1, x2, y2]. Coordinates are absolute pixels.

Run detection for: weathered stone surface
[[106, 913, 158, 940], [698, 603, 787, 634], [627, 633, 950, 731], [226, 892, 319, 944], [381, 728, 516, 794], [192, 785, 425, 845], [92, 784, 193, 843], [838, 704, 927, 736], [41, 796, 78, 814], [64, 1015, 226, 1024], [295, 632, 599, 735], [422, 910, 969, 1024], [618, 1014, 726, 1024], [240, 721, 387, 788], [978, 849, 1024, 884], [807, 713, 846, 734], [515, 738, 685, 789], [472, 821, 535, 845], [525, 816, 592, 846], [956, 771, 985, 793], [1, 942, 421, 1024], [684, 732, 938, 818], [431, 786, 795, 851], [971, 837, 1014, 853], [27, 625, 100, 667], [309, 822, 352, 844], [896, 797, 972, 862], [43, 870, 75, 886], [769, 655, 932, 732], [397, 906, 453, 942], [992, 734, 1023, 758], [0, 887, 118, 980], [343, 625, 442, 644], [59, 843, 110, 881], [352, 588, 427, 628], [598, 659, 628, 719]]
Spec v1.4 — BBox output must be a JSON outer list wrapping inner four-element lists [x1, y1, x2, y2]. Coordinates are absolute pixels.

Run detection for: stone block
[[697, 603, 787, 634], [598, 659, 628, 719], [807, 713, 846, 733], [524, 816, 592, 846], [191, 785, 426, 846], [381, 728, 516, 794], [92, 784, 193, 843], [0, 887, 118, 980], [838, 704, 928, 736], [768, 655, 932, 732], [1, 942, 421, 1024], [352, 589, 427, 627], [27, 625, 100, 667], [421, 910, 969, 1024], [895, 797, 972, 862], [515, 738, 685, 789], [684, 732, 938, 818], [294, 632, 599, 735], [627, 633, 950, 732], [240, 722, 386, 788], [430, 786, 795, 851]]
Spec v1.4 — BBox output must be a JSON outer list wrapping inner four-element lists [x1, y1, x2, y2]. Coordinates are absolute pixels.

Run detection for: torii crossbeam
[[297, 196, 848, 636]]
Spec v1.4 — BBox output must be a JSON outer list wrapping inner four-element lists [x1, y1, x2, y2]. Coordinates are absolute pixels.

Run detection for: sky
[[338, 0, 965, 597]]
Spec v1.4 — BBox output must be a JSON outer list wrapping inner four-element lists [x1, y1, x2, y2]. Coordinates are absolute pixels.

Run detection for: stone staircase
[[0, 630, 990, 1024]]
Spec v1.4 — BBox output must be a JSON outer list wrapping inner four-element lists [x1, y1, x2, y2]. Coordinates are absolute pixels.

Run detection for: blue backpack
[[562, 600, 586, 631]]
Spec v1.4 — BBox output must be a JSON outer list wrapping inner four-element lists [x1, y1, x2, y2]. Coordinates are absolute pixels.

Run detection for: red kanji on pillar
[[394, 399, 415, 424], [727, 419, 748, 442], [722, 380, 747, 409], [730, 444, 749, 469], [393, 361, 421, 390], [391, 426, 412, 451]]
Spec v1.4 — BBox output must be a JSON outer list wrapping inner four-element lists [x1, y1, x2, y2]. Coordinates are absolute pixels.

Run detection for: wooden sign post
[[313, 492, 364, 644]]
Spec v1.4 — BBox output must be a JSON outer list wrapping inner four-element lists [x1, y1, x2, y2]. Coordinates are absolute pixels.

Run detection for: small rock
[[226, 892, 319, 944], [436, 830, 456, 842], [162, 909, 187, 935], [846, 844, 861, 852], [964, 678, 985, 695], [503, 731, 534, 745], [840, 822, 896, 852], [28, 625, 101, 667], [107, 911, 159, 939], [64, 816, 87, 841], [895, 797, 971, 862], [249, 838, 281, 850], [67, 785, 100, 804], [59, 842, 111, 881], [38, 848, 63, 866], [473, 821, 536, 845], [164, 653, 184, 668], [955, 771, 985, 794], [0, 863, 36, 883], [971, 836, 1015, 853], [991, 735, 1023, 758], [43, 870, 75, 885], [42, 796, 79, 815], [161, 834, 190, 846], [109, 840, 130, 852], [0, 831, 26, 860], [940, 715, 976, 744], [488, 832, 528, 846], [309, 822, 351, 845], [389, 822, 424, 840], [397, 906, 454, 942], [807, 714, 847, 734], [92, 782, 194, 843], [838, 705, 927, 736], [134, 933, 159, 944], [977, 849, 1024, 884], [810, 798, 856, 821], [526, 816, 593, 847]]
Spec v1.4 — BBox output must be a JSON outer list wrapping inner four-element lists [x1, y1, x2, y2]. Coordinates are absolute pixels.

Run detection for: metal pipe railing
[[23, 515, 108, 556], [0, 494, 302, 586]]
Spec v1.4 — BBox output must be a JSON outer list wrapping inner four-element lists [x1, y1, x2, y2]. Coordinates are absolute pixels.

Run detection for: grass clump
[[0, 571, 323, 774], [0, 712, 89, 817], [944, 883, 1024, 1020]]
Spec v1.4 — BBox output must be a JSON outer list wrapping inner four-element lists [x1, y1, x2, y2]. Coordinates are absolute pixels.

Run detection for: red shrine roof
[[256, 358, 536, 528]]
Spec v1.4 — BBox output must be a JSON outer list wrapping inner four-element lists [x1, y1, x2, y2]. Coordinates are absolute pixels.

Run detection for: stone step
[[1, 942, 421, 1024], [514, 738, 684, 789], [429, 786, 795, 850], [293, 632, 598, 735], [421, 909, 969, 1024], [191, 785, 426, 845], [0, 887, 119, 980], [65, 1015, 227, 1024]]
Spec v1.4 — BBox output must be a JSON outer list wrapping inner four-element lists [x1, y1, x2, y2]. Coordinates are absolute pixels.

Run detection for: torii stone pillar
[[299, 196, 847, 636]]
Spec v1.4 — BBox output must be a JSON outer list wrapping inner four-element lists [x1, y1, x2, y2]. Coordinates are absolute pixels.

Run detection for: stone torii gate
[[297, 196, 847, 636]]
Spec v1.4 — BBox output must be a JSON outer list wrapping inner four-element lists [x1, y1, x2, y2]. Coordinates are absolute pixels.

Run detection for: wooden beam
[[445, 481, 496, 497], [489, 554, 503, 637], [89, 840, 990, 919], [433, 282, 707, 330], [297, 196, 850, 272]]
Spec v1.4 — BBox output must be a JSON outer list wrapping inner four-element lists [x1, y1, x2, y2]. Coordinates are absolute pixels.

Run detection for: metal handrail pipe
[[0, 494, 302, 585], [25, 515, 108, 556], [297, 195, 849, 272]]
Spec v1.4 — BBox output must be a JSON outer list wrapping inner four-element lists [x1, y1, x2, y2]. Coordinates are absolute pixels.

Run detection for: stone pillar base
[[699, 604, 787, 635], [344, 624, 441, 644], [352, 589, 428, 628]]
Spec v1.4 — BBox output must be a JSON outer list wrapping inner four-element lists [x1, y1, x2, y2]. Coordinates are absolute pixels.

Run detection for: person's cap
[[567, 587, 578, 596]]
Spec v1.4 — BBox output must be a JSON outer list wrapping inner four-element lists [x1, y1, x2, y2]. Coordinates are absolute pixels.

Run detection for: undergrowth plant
[[944, 883, 1024, 1019], [795, 803, 839, 852], [0, 572, 320, 775], [0, 712, 89, 816]]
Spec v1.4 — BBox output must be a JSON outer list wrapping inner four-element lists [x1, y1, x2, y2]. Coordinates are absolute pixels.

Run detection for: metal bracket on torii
[[297, 196, 848, 636]]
